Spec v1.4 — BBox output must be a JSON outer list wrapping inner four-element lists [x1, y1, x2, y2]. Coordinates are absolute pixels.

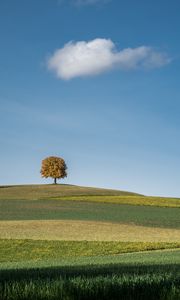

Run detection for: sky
[[0, 0, 180, 196]]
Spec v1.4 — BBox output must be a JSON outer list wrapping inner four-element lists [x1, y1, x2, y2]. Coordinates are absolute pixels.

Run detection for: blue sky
[[0, 0, 180, 196]]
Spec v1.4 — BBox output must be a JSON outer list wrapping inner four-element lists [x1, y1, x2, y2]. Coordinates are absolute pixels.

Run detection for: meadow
[[0, 184, 180, 299]]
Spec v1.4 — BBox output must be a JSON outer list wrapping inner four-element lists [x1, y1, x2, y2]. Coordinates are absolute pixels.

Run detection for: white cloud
[[47, 38, 171, 80]]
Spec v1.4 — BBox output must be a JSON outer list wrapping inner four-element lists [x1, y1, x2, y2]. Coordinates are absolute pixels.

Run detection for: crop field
[[1, 220, 180, 242], [1, 250, 180, 300], [1, 239, 180, 263], [0, 199, 180, 228], [0, 184, 180, 299], [50, 195, 180, 208]]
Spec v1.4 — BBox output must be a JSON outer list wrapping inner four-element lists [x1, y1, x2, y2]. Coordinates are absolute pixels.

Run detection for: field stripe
[[47, 195, 180, 208], [0, 220, 180, 242], [0, 240, 180, 264]]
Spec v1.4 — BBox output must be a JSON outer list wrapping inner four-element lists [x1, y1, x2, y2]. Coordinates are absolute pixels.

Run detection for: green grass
[[0, 184, 142, 200], [0, 239, 180, 299], [0, 199, 179, 228], [1, 239, 180, 263], [0, 271, 180, 300], [0, 184, 180, 299], [1, 248, 180, 270], [0, 250, 180, 300]]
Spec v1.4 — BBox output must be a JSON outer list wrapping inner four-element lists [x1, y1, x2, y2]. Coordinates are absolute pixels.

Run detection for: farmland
[[0, 184, 180, 299], [0, 249, 180, 300]]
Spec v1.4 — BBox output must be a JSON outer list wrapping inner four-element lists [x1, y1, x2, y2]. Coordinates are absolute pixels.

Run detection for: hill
[[0, 184, 180, 299], [0, 184, 179, 242], [0, 184, 179, 208], [0, 184, 142, 200]]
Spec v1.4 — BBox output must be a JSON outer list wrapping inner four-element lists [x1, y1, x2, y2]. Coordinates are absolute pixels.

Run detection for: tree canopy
[[40, 156, 67, 184]]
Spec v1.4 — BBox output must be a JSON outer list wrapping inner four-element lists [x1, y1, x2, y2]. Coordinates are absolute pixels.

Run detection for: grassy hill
[[0, 184, 180, 299], [0, 184, 179, 242], [0, 184, 142, 200], [0, 184, 180, 208]]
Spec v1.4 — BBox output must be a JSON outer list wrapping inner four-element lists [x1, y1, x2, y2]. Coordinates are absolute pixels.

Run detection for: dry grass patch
[[0, 220, 180, 242]]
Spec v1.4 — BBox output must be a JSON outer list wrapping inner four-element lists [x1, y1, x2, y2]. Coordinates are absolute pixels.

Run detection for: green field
[[0, 199, 180, 228], [0, 184, 180, 299], [1, 250, 180, 300], [1, 247, 180, 270], [1, 239, 180, 263]]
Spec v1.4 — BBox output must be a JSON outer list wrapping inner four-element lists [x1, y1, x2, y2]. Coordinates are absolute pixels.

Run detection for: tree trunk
[[54, 178, 57, 184]]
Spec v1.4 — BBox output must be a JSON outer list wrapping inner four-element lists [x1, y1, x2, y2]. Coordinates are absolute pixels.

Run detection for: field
[[0, 184, 180, 299], [1, 249, 180, 300]]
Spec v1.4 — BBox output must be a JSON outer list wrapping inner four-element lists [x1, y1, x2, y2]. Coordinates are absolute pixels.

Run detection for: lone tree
[[40, 156, 67, 184]]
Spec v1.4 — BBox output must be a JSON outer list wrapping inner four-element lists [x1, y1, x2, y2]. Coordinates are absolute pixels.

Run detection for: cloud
[[47, 38, 171, 80]]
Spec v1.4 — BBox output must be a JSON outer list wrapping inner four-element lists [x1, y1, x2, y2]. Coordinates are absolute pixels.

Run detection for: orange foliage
[[40, 156, 67, 184]]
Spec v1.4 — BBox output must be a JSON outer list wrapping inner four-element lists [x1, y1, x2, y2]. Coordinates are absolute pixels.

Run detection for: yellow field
[[1, 220, 180, 242], [52, 195, 180, 208]]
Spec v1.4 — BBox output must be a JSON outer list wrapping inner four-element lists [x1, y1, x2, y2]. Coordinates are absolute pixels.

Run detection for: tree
[[40, 156, 67, 184]]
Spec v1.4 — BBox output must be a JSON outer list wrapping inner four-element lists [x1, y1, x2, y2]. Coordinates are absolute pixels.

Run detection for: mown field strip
[[1, 220, 180, 242], [49, 195, 180, 208]]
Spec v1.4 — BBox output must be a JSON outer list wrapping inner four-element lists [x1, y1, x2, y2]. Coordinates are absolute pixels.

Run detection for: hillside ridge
[[0, 184, 143, 200]]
